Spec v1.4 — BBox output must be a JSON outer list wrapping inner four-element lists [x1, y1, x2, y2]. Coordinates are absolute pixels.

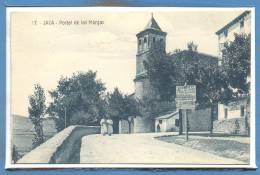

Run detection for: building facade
[[218, 98, 248, 121], [213, 11, 251, 135], [216, 11, 251, 63], [155, 111, 179, 132]]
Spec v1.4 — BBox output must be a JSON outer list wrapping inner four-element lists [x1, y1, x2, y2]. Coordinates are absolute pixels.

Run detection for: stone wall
[[182, 108, 211, 132], [17, 125, 100, 164], [218, 98, 248, 120], [119, 119, 135, 134], [119, 120, 129, 134], [166, 114, 179, 132], [133, 116, 154, 133], [213, 118, 248, 135]]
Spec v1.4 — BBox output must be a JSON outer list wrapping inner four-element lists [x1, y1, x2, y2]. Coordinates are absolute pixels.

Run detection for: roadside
[[156, 134, 250, 163]]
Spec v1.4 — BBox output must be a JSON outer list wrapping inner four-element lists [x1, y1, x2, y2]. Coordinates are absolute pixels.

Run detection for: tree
[[12, 145, 19, 163], [187, 41, 198, 52], [177, 45, 231, 134], [28, 84, 46, 148], [222, 33, 251, 96], [144, 41, 177, 101], [179, 39, 251, 134], [123, 95, 139, 133], [222, 33, 251, 136], [137, 96, 175, 119], [47, 71, 106, 131], [195, 66, 231, 134], [107, 88, 125, 133], [107, 88, 139, 133], [143, 40, 232, 134], [144, 41, 201, 102]]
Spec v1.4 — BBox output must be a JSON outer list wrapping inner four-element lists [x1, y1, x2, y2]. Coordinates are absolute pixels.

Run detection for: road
[[80, 133, 245, 164]]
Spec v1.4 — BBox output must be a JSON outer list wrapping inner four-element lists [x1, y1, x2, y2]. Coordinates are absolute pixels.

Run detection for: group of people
[[100, 117, 113, 136]]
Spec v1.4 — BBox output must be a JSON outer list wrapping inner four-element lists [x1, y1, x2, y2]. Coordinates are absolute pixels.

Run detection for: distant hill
[[12, 114, 57, 134], [12, 114, 57, 157], [12, 114, 33, 132]]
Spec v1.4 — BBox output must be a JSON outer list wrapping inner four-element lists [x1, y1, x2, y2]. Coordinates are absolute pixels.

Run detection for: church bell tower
[[134, 14, 167, 99]]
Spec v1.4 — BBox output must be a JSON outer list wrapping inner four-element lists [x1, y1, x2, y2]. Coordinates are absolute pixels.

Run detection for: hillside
[[12, 114, 57, 157]]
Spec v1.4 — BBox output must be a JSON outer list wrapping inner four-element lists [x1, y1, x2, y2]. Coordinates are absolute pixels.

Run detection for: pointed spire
[[144, 13, 161, 31]]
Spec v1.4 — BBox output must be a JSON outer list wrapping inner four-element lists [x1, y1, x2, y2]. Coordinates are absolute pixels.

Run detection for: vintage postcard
[[6, 7, 255, 169]]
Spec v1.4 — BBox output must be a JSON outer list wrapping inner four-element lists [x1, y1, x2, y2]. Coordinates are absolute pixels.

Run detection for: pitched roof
[[215, 11, 251, 35], [144, 15, 162, 31], [155, 111, 179, 120]]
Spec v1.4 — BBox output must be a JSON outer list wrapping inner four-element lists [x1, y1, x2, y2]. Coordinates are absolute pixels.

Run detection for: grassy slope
[[157, 135, 250, 163]]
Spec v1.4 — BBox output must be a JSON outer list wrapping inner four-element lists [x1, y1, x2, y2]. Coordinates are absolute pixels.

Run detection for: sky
[[9, 8, 247, 116]]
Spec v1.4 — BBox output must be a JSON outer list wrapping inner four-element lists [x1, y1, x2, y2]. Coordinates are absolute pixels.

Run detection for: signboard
[[176, 98, 196, 109], [176, 85, 196, 109], [175, 85, 196, 141], [176, 85, 196, 99]]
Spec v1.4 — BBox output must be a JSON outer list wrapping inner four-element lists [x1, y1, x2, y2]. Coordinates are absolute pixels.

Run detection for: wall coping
[[17, 125, 100, 164]]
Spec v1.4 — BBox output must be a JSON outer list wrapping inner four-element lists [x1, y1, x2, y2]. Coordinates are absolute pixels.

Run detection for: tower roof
[[144, 15, 162, 31], [136, 14, 166, 37]]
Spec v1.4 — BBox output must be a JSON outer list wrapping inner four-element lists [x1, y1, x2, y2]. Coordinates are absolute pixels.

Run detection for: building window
[[160, 38, 163, 42], [159, 120, 162, 124], [219, 43, 225, 51], [224, 30, 228, 37], [175, 119, 179, 127], [241, 106, 245, 117], [153, 37, 155, 43], [224, 108, 228, 119], [240, 20, 244, 29]]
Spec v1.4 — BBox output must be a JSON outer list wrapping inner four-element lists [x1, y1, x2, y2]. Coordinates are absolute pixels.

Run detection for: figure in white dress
[[100, 118, 108, 136], [100, 117, 113, 136], [106, 118, 113, 136]]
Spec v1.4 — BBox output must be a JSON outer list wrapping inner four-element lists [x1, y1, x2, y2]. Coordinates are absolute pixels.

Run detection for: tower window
[[153, 37, 155, 43], [144, 37, 147, 43], [138, 39, 142, 45], [160, 38, 163, 42]]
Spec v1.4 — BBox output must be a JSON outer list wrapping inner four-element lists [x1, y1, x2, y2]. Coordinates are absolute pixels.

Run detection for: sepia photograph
[[5, 7, 255, 168]]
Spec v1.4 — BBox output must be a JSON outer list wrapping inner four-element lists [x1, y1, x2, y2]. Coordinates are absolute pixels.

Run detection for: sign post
[[176, 85, 196, 141], [186, 109, 189, 141]]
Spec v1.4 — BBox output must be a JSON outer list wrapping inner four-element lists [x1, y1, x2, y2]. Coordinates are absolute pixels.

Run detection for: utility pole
[[178, 109, 183, 135], [64, 107, 67, 128], [186, 109, 189, 141]]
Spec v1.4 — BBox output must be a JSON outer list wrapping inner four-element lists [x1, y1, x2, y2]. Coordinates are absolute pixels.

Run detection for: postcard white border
[[5, 7, 256, 169]]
